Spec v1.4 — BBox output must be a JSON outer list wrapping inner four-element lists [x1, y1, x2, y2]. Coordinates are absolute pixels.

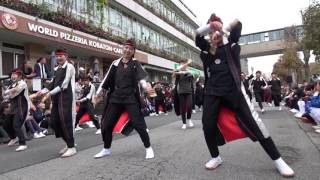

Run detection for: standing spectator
[[251, 71, 267, 113], [241, 72, 254, 102], [269, 72, 282, 110], [34, 57, 51, 79], [194, 80, 204, 111], [20, 60, 35, 79], [93, 72, 100, 83], [154, 82, 168, 116]]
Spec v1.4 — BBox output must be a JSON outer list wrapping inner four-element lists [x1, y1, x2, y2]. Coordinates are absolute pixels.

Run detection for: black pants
[[272, 94, 281, 107], [51, 103, 74, 148], [178, 93, 192, 124], [202, 92, 281, 160], [246, 90, 252, 102], [76, 103, 100, 129], [254, 91, 264, 109], [3, 114, 26, 145], [155, 100, 167, 114], [102, 102, 150, 149]]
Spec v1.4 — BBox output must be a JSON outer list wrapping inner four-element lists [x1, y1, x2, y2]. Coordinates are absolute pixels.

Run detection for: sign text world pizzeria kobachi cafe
[[27, 23, 123, 54]]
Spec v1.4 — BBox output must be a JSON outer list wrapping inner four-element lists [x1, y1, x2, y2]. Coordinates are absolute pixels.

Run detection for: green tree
[[302, 1, 320, 61], [96, 0, 108, 28]]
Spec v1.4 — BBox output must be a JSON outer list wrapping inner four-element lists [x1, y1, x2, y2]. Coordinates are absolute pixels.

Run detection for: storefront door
[[0, 43, 25, 75]]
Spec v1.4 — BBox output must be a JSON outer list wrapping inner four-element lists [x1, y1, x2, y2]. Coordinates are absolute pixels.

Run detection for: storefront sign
[[1, 13, 18, 30], [27, 22, 122, 54]]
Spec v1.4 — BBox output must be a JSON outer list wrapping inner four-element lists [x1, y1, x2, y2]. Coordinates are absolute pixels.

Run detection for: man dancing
[[94, 39, 154, 159], [41, 49, 76, 158], [75, 76, 101, 134], [4, 69, 29, 152], [252, 71, 267, 113], [195, 14, 294, 177], [173, 60, 194, 129]]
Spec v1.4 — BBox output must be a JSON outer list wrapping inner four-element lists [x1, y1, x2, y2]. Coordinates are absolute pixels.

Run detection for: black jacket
[[196, 21, 242, 93]]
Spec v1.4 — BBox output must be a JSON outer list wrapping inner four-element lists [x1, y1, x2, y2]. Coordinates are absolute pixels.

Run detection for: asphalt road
[[1, 107, 320, 180]]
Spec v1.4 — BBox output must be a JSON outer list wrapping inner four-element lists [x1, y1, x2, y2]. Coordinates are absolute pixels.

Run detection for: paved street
[[0, 107, 320, 180]]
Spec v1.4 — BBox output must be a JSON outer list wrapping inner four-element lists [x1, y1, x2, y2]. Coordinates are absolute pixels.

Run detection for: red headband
[[55, 49, 68, 56], [11, 68, 22, 76]]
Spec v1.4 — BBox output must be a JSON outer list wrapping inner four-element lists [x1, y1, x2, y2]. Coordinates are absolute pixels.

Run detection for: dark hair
[[256, 71, 261, 74], [37, 57, 45, 63]]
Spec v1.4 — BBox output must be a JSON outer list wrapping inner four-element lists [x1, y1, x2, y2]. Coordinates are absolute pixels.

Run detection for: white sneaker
[[290, 109, 299, 113], [38, 132, 46, 138], [315, 129, 320, 134], [145, 147, 155, 159], [95, 129, 102, 135], [86, 121, 95, 128], [15, 145, 27, 152], [312, 125, 320, 130], [294, 113, 303, 118], [61, 148, 77, 158], [155, 114, 159, 117], [261, 109, 265, 113], [59, 146, 68, 155], [8, 138, 18, 146], [205, 156, 223, 170], [268, 103, 273, 107], [278, 107, 282, 111], [199, 108, 202, 112], [192, 110, 196, 114], [75, 126, 83, 131], [33, 133, 42, 139], [146, 128, 150, 133], [181, 124, 187, 130], [274, 158, 295, 177], [94, 148, 111, 159], [188, 119, 194, 128]]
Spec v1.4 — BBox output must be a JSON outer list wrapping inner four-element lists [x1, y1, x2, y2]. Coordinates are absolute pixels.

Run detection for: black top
[[195, 21, 242, 96], [243, 74, 254, 92], [176, 73, 193, 94], [268, 79, 281, 95], [155, 86, 165, 101], [50, 65, 73, 104], [109, 59, 147, 104], [205, 45, 236, 95], [251, 78, 266, 93]]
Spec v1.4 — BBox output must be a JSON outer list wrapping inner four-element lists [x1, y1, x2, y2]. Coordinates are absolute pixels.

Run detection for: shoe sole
[[145, 156, 155, 159], [61, 153, 77, 158], [281, 173, 295, 178], [94, 154, 110, 159], [205, 163, 222, 170], [277, 170, 294, 178]]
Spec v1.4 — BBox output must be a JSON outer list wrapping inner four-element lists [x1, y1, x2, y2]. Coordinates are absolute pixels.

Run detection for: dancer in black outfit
[[94, 39, 154, 159], [195, 13, 294, 177], [41, 49, 77, 158], [251, 71, 267, 113]]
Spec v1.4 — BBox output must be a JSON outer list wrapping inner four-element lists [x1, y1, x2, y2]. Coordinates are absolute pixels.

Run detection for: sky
[[183, 0, 313, 75]]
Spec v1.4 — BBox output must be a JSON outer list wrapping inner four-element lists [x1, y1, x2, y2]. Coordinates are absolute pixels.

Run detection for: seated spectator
[[25, 103, 45, 139], [305, 81, 320, 133]]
